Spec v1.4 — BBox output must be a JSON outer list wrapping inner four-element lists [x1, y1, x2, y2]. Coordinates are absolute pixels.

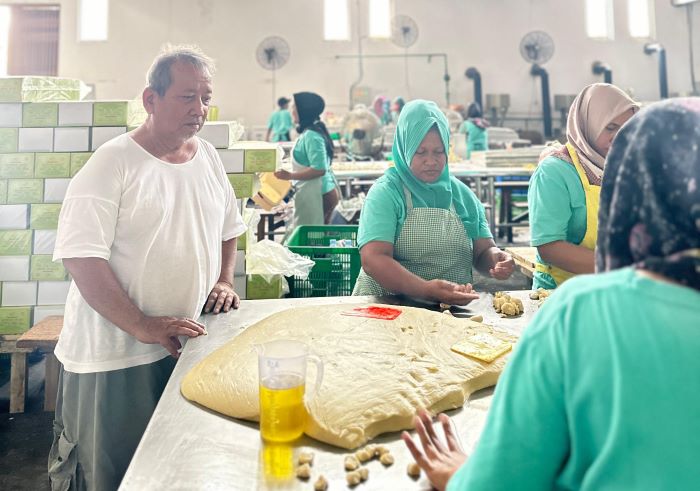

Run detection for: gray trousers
[[48, 356, 177, 491]]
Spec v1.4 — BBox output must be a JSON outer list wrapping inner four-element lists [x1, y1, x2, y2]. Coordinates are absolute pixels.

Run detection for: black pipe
[[530, 64, 552, 138], [465, 67, 482, 110], [592, 61, 613, 84], [644, 43, 669, 99]]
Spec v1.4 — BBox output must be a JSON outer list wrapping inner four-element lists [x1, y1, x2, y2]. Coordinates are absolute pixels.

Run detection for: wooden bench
[[0, 335, 33, 413], [16, 315, 63, 412]]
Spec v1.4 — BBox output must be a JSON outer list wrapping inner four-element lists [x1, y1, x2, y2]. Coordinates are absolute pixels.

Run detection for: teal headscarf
[[383, 99, 492, 239], [389, 99, 453, 208]]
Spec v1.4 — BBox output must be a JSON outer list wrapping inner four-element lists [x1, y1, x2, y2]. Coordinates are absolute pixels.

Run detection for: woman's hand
[[402, 409, 467, 491], [489, 250, 515, 280], [274, 169, 293, 180], [425, 280, 480, 306]]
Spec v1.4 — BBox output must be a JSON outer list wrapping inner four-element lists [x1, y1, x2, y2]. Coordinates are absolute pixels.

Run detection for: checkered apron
[[353, 185, 474, 296]]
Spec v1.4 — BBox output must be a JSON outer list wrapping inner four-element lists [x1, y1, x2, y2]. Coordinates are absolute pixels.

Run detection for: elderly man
[[48, 46, 246, 490]]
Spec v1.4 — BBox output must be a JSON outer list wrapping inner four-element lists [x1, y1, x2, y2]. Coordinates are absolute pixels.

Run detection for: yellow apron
[[535, 143, 600, 286]]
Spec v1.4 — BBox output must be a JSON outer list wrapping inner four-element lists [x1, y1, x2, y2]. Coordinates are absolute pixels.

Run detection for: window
[[368, 0, 391, 38], [324, 0, 350, 41], [628, 0, 655, 38], [585, 0, 614, 40], [78, 0, 109, 42]]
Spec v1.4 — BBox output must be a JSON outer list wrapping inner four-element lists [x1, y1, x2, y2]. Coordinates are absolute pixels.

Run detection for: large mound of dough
[[181, 304, 517, 449]]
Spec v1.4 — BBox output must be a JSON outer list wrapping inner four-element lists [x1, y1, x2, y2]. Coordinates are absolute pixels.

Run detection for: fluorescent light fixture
[[628, 0, 655, 38], [0, 6, 10, 77], [324, 0, 350, 41], [369, 0, 391, 38], [78, 0, 109, 42], [586, 0, 615, 40]]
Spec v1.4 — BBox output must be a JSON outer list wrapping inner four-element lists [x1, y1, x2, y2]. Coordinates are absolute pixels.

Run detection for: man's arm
[[63, 257, 206, 358], [203, 237, 240, 314]]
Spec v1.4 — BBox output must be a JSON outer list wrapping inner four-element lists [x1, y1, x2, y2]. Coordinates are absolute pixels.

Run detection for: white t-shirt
[[53, 133, 246, 373]]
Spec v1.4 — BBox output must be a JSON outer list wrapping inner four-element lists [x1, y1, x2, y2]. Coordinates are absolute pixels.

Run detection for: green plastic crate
[[286, 225, 360, 297]]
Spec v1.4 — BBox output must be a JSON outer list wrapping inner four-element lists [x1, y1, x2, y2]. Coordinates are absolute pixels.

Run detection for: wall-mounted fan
[[391, 15, 419, 48], [519, 31, 555, 66], [255, 36, 291, 108]]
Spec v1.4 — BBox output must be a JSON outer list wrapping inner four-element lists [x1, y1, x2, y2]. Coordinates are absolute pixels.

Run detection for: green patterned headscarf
[[389, 99, 453, 209]]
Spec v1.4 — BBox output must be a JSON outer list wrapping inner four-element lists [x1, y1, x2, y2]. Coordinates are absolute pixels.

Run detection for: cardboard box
[[0, 204, 28, 229], [35, 153, 70, 178], [58, 101, 93, 126], [0, 230, 32, 255], [91, 126, 126, 150], [230, 141, 280, 172], [33, 229, 56, 254], [234, 251, 246, 276], [227, 173, 258, 199], [0, 103, 22, 127], [33, 304, 65, 324], [30, 204, 61, 229], [44, 178, 70, 203], [7, 179, 43, 204], [0, 76, 81, 103], [234, 275, 246, 300], [92, 100, 145, 127], [0, 179, 6, 204], [251, 171, 291, 211], [0, 256, 30, 280], [1, 281, 37, 306], [0, 128, 18, 152], [22, 102, 58, 127], [54, 127, 90, 152], [198, 121, 243, 149], [0, 306, 32, 334], [18, 127, 53, 152], [37, 280, 70, 305], [31, 254, 68, 281], [246, 274, 284, 299], [217, 148, 245, 173], [0, 153, 34, 178], [70, 152, 92, 176]]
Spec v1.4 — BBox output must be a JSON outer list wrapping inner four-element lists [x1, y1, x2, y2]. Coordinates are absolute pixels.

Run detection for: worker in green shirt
[[402, 98, 700, 491], [529, 84, 637, 289], [265, 97, 293, 142], [352, 100, 515, 305], [459, 102, 489, 159]]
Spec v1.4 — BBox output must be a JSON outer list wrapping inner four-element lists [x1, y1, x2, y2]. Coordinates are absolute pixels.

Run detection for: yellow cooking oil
[[259, 373, 306, 442], [260, 442, 294, 481]]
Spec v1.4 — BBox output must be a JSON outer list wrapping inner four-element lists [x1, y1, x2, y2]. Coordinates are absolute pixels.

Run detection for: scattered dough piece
[[501, 303, 518, 316], [344, 455, 360, 471], [407, 461, 421, 478], [375, 445, 390, 457], [346, 470, 362, 486], [358, 467, 369, 481], [529, 288, 552, 301], [364, 444, 376, 456], [355, 448, 372, 462], [492, 292, 523, 317], [379, 452, 395, 466], [296, 463, 311, 479], [298, 450, 314, 465], [469, 315, 483, 322], [442, 309, 453, 316], [314, 475, 328, 491], [439, 303, 451, 310]]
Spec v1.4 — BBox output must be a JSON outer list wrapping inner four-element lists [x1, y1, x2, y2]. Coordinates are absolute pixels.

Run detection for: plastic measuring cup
[[256, 340, 324, 442]]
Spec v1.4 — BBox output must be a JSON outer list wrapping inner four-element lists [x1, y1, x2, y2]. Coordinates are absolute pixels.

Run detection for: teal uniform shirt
[[267, 109, 293, 142], [460, 120, 488, 158], [292, 130, 336, 194], [357, 172, 492, 248], [528, 156, 587, 289], [447, 268, 700, 491]]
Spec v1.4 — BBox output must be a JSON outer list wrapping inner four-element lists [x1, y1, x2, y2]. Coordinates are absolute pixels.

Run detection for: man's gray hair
[[146, 44, 216, 96]]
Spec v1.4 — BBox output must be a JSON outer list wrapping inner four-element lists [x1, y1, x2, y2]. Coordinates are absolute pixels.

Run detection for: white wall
[[5, 0, 700, 131]]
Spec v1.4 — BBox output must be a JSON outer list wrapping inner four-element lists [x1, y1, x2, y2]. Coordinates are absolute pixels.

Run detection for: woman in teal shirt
[[352, 100, 515, 306], [402, 99, 700, 490], [265, 96, 293, 142], [459, 102, 489, 159], [274, 92, 339, 227]]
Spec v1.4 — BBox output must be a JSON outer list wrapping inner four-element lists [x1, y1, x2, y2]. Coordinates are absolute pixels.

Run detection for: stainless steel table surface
[[120, 292, 538, 490]]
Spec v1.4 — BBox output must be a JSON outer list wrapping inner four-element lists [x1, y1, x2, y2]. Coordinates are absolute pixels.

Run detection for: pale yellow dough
[[181, 304, 517, 449]]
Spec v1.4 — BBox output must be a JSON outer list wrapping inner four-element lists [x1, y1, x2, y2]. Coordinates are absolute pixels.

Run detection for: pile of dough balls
[[492, 292, 524, 317], [528, 288, 552, 301], [293, 450, 329, 491]]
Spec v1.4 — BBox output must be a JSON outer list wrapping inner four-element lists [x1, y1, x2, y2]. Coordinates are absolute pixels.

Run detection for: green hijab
[[385, 99, 490, 238]]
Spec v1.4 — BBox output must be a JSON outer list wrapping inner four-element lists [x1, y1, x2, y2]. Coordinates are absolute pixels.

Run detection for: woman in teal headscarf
[[352, 100, 515, 305]]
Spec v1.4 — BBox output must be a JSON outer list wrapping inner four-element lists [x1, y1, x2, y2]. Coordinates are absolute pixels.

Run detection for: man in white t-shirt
[[48, 46, 246, 490]]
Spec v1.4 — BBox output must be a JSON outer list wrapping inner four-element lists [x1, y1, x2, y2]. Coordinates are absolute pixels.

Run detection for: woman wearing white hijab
[[528, 83, 638, 289]]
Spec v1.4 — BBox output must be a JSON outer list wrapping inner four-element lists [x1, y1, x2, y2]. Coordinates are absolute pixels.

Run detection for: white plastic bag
[[246, 239, 315, 286]]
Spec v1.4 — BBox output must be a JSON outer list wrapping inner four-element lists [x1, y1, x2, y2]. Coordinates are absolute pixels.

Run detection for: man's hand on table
[[134, 316, 207, 358], [203, 280, 240, 314]]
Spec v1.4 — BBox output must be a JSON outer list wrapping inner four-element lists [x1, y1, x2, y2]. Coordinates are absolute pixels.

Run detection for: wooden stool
[[16, 315, 63, 412], [0, 335, 33, 413]]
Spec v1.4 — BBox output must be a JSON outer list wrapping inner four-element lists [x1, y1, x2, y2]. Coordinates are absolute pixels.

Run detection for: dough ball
[[513, 298, 524, 313], [529, 291, 540, 300], [375, 445, 390, 456], [407, 461, 421, 478], [296, 463, 311, 479], [355, 448, 372, 462], [346, 470, 361, 486], [469, 315, 483, 323], [379, 452, 395, 466], [501, 302, 518, 316], [314, 475, 328, 491], [358, 467, 369, 481], [298, 450, 314, 465], [344, 455, 360, 471]]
